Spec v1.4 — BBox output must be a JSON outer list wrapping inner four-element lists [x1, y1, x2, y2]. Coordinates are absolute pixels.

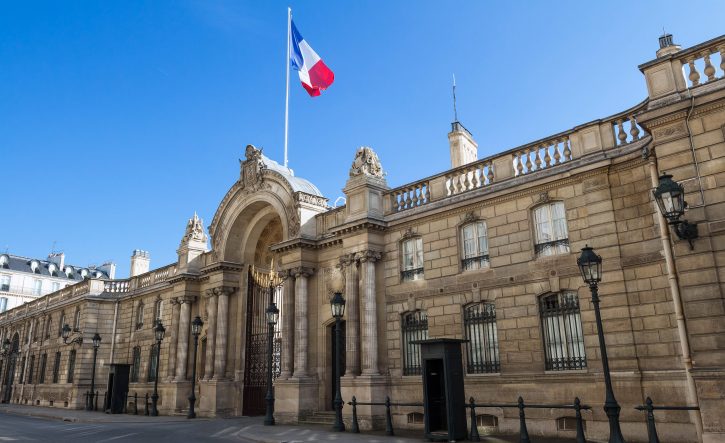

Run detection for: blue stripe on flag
[[289, 20, 304, 71]]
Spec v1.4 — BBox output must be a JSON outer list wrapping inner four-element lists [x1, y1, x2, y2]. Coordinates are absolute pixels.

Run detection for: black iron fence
[[347, 396, 423, 435], [635, 396, 700, 443]]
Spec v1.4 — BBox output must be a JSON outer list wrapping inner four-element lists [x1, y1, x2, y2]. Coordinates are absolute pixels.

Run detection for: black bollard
[[124, 392, 128, 414], [385, 396, 394, 436], [518, 396, 530, 443], [133, 392, 138, 415], [349, 396, 359, 433], [469, 397, 481, 442], [145, 393, 149, 416], [95, 390, 99, 411], [574, 397, 586, 443], [644, 397, 660, 443]]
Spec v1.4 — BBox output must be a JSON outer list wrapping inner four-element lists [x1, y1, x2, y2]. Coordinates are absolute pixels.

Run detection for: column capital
[[356, 250, 383, 263], [205, 286, 236, 298], [291, 266, 314, 278], [339, 253, 356, 268], [172, 295, 196, 305]]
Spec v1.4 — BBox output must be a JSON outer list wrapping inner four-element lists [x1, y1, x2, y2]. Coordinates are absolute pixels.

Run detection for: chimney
[[130, 250, 150, 277], [47, 252, 65, 269], [656, 33, 681, 58], [448, 121, 478, 168], [98, 261, 117, 279]]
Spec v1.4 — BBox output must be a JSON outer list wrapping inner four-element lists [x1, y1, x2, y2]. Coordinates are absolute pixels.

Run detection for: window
[[32, 279, 42, 296], [64, 266, 74, 278], [401, 237, 424, 282], [80, 269, 89, 279], [33, 319, 40, 341], [407, 412, 424, 424], [19, 357, 26, 384], [147, 344, 159, 382], [0, 298, 7, 313], [48, 264, 57, 277], [557, 416, 585, 431], [44, 318, 52, 339], [0, 275, 10, 291], [135, 302, 144, 330], [0, 255, 8, 269], [461, 221, 489, 271], [540, 292, 586, 371], [67, 350, 76, 383], [27, 355, 35, 384], [39, 353, 47, 384], [464, 303, 500, 373], [153, 300, 163, 326], [73, 309, 81, 331], [476, 414, 499, 428], [58, 312, 65, 337], [51, 282, 60, 292], [533, 202, 570, 257], [30, 260, 40, 274], [130, 347, 141, 382], [401, 310, 428, 375], [52, 351, 61, 383]]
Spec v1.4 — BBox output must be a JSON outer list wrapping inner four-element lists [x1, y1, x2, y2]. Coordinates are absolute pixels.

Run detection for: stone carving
[[401, 226, 417, 240], [539, 192, 550, 203], [652, 122, 686, 140], [241, 144, 267, 190], [349, 146, 384, 178], [180, 213, 208, 248], [291, 266, 314, 278], [325, 266, 345, 295], [286, 202, 301, 237], [356, 250, 383, 263], [462, 211, 478, 223], [338, 253, 356, 269], [296, 191, 328, 208], [204, 286, 236, 298]]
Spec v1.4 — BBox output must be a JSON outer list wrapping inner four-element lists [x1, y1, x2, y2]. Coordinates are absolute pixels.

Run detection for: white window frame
[[533, 202, 570, 257], [0, 275, 10, 292], [460, 221, 489, 271], [401, 237, 424, 282], [32, 279, 42, 296]]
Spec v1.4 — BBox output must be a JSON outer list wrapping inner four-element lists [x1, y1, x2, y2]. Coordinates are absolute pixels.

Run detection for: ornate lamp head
[[191, 316, 203, 336], [154, 321, 166, 342], [577, 245, 603, 286]]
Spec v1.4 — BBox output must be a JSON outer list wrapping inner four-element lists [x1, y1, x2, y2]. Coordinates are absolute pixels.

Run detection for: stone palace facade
[[1, 34, 724, 442]]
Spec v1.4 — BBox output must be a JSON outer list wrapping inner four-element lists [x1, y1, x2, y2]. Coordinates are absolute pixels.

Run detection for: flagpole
[[284, 7, 291, 169]]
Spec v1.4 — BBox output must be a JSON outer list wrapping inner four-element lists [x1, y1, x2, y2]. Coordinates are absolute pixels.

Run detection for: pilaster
[[292, 267, 313, 378], [359, 250, 382, 375]]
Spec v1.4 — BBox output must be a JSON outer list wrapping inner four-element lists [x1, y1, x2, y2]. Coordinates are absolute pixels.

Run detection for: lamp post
[[151, 321, 165, 416], [87, 333, 101, 411], [188, 316, 203, 419], [330, 288, 346, 432], [1, 338, 13, 404], [264, 297, 279, 426], [61, 324, 83, 345], [652, 173, 698, 249], [577, 245, 625, 443]]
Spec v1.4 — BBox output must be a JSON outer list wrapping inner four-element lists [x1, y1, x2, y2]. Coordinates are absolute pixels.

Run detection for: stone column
[[342, 254, 360, 376], [213, 286, 235, 380], [174, 297, 192, 381], [292, 267, 313, 378], [279, 271, 295, 379], [167, 298, 181, 380], [203, 289, 217, 380], [360, 251, 382, 375]]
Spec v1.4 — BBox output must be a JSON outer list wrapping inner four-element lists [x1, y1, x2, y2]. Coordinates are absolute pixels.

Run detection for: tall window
[[402, 310, 428, 375], [58, 312, 65, 337], [52, 351, 61, 383], [533, 202, 570, 257], [32, 279, 42, 296], [44, 318, 52, 339], [19, 357, 26, 384], [67, 350, 76, 383], [73, 309, 81, 331], [0, 297, 7, 313], [147, 344, 158, 382], [540, 292, 586, 371], [27, 355, 35, 384], [154, 300, 163, 326], [464, 302, 500, 373], [33, 319, 40, 341], [130, 347, 141, 382], [51, 282, 60, 292], [401, 237, 424, 282], [39, 353, 47, 384], [135, 302, 144, 330], [0, 275, 10, 291], [461, 221, 489, 271]]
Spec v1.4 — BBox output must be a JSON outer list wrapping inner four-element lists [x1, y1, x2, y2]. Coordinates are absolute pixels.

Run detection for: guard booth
[[105, 364, 131, 414], [414, 339, 467, 442]]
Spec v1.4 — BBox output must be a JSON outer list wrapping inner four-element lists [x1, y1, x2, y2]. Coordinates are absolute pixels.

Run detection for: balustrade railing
[[104, 280, 130, 293], [677, 37, 725, 88], [390, 180, 430, 212], [514, 137, 572, 177], [445, 159, 494, 196]]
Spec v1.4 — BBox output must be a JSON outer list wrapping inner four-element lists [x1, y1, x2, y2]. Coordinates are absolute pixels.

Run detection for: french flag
[[289, 19, 334, 97]]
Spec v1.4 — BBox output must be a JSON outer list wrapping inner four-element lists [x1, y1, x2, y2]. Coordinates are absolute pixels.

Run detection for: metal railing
[[635, 397, 700, 443], [347, 396, 423, 435]]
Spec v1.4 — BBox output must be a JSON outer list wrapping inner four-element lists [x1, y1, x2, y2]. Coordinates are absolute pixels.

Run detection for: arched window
[[153, 300, 163, 326], [130, 346, 141, 382], [64, 266, 74, 278], [48, 264, 58, 277], [147, 344, 159, 382], [73, 309, 81, 331], [135, 302, 144, 330], [400, 237, 424, 282], [30, 260, 40, 274], [460, 220, 489, 270], [79, 269, 89, 279], [401, 310, 428, 375], [540, 292, 586, 370], [0, 255, 8, 269], [533, 202, 570, 257], [464, 302, 500, 373]]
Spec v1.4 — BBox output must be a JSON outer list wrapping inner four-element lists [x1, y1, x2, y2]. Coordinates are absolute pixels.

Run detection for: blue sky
[[1, 1, 722, 277]]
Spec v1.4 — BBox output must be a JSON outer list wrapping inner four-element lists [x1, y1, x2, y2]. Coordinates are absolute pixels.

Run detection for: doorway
[[424, 359, 447, 433], [328, 321, 346, 410]]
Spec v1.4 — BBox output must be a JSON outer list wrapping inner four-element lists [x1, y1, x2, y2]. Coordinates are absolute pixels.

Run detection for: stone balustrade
[[678, 36, 725, 88], [384, 100, 650, 215], [104, 280, 130, 293]]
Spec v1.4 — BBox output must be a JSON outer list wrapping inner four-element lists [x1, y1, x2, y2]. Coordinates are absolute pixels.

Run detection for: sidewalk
[[0, 402, 194, 423]]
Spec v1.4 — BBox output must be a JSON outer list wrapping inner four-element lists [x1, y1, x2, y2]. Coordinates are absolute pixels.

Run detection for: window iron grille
[[464, 302, 500, 373], [402, 310, 428, 376], [461, 255, 490, 271], [534, 239, 570, 256], [401, 267, 424, 282], [540, 293, 586, 371]]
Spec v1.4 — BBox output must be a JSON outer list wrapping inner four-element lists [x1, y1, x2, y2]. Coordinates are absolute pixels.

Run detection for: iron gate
[[242, 267, 282, 416]]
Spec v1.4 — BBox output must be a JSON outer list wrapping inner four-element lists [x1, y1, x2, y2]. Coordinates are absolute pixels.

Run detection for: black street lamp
[[264, 300, 279, 426], [61, 324, 83, 346], [577, 245, 625, 443], [330, 285, 346, 432], [151, 321, 165, 417], [188, 316, 203, 419], [652, 173, 698, 249], [87, 333, 101, 411]]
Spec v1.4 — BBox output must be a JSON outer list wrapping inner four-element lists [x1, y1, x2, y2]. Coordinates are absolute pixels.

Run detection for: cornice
[[167, 273, 201, 284], [201, 261, 244, 275]]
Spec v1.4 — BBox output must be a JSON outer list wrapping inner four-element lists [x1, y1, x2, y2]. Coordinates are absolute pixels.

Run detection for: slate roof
[[0, 254, 110, 280], [261, 154, 324, 197]]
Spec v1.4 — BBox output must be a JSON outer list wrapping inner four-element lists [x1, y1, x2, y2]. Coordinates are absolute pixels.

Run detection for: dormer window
[[30, 260, 40, 274], [94, 271, 103, 279], [79, 269, 89, 279], [0, 255, 8, 269], [48, 264, 58, 277], [65, 266, 74, 278]]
